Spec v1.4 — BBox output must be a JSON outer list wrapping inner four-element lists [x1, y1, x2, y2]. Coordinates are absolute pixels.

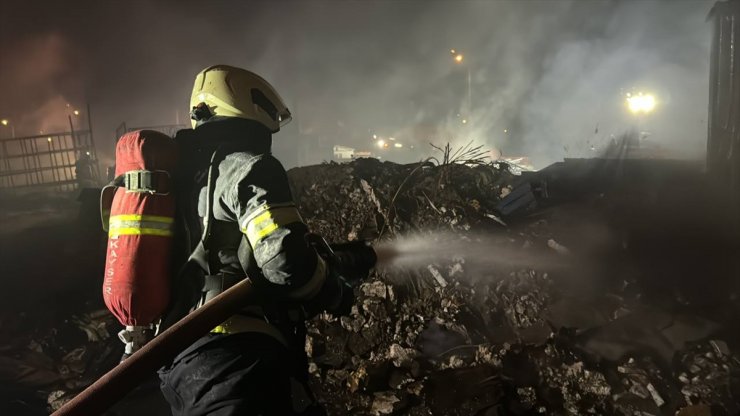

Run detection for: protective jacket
[[169, 117, 347, 343], [157, 117, 342, 416]]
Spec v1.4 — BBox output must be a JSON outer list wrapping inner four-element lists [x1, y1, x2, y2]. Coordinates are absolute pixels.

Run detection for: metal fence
[[0, 129, 98, 191], [0, 117, 183, 192]]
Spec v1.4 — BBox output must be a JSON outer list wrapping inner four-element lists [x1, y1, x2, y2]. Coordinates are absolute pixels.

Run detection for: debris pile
[[0, 308, 121, 414], [288, 158, 516, 239], [287, 158, 740, 415], [676, 341, 740, 414]]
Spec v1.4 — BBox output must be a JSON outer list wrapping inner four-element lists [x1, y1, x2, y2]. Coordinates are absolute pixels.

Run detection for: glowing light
[[626, 92, 656, 114], [450, 49, 456, 54], [372, 134, 377, 139], [86, 151, 90, 156], [462, 119, 468, 124], [389, 137, 396, 141], [47, 137, 52, 142], [504, 129, 508, 133], [454, 54, 464, 63], [0, 119, 7, 126], [376, 139, 386, 148], [73, 110, 80, 116], [394, 143, 403, 148]]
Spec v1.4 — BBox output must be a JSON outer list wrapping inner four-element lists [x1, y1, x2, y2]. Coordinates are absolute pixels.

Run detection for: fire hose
[[52, 235, 381, 416]]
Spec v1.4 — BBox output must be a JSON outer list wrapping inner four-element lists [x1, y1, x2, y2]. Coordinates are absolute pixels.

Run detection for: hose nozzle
[[306, 233, 378, 283]]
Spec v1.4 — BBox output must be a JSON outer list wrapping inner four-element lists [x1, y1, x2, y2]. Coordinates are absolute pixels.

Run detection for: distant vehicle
[[333, 145, 355, 160]]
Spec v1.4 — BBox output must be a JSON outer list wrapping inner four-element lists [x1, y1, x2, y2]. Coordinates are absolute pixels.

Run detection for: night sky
[[0, 0, 715, 168]]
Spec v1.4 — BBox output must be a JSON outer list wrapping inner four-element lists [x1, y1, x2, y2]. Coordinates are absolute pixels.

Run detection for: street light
[[0, 118, 15, 138], [625, 92, 656, 140], [450, 49, 472, 115], [625, 92, 656, 114]]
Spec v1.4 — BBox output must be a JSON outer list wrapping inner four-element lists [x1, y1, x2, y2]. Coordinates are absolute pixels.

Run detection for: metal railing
[[0, 130, 98, 191]]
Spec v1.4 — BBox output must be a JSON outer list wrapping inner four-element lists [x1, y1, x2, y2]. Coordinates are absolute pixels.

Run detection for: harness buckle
[[124, 170, 171, 194]]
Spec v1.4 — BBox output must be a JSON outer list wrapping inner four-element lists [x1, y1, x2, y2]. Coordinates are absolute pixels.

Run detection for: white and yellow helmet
[[190, 65, 292, 132]]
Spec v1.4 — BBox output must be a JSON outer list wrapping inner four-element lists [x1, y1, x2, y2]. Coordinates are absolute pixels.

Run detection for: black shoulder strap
[[202, 145, 231, 248], [192, 146, 230, 275]]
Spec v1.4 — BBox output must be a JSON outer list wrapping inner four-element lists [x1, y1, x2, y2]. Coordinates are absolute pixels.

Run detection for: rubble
[[426, 265, 448, 288], [288, 159, 740, 415], [370, 391, 403, 415], [676, 341, 740, 414], [676, 404, 712, 416]]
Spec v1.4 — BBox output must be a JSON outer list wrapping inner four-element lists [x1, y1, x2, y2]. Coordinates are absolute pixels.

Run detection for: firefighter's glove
[[303, 267, 355, 318], [331, 241, 377, 285]]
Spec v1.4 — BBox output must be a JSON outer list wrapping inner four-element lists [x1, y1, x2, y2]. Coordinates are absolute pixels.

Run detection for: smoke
[[512, 1, 712, 166], [0, 34, 84, 136], [0, 0, 714, 167], [405, 0, 713, 167]]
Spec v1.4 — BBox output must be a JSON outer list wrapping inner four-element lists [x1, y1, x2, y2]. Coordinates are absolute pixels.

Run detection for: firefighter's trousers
[[158, 331, 322, 416]]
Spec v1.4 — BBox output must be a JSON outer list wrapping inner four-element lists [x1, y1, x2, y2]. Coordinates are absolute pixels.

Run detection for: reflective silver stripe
[[286, 255, 327, 300]]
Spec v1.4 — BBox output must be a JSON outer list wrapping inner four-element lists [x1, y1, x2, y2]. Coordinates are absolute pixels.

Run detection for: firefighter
[[158, 65, 353, 416], [74, 151, 96, 188]]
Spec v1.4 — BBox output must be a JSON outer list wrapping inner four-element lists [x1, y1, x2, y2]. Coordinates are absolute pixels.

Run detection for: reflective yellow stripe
[[241, 202, 296, 226], [108, 227, 173, 237], [110, 214, 174, 224], [108, 214, 174, 238], [286, 255, 327, 300], [210, 316, 288, 346], [110, 220, 170, 229], [212, 325, 228, 334], [242, 205, 303, 246], [253, 222, 279, 241]]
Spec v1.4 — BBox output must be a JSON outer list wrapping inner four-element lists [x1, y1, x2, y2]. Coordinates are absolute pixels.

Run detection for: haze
[[0, 0, 713, 168]]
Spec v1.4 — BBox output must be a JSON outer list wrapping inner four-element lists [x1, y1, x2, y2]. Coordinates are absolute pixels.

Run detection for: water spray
[[373, 231, 569, 273]]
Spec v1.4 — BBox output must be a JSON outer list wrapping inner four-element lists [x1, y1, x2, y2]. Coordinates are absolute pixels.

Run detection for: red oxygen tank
[[101, 130, 177, 357]]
